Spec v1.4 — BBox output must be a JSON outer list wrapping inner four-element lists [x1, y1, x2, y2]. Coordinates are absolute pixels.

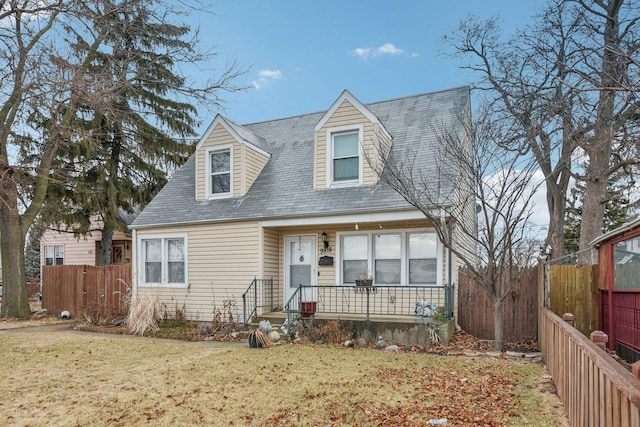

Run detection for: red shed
[[592, 218, 640, 363]]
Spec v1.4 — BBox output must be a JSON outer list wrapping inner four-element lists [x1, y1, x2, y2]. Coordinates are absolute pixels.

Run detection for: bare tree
[[0, 0, 245, 318], [372, 107, 542, 351], [443, 0, 640, 261]]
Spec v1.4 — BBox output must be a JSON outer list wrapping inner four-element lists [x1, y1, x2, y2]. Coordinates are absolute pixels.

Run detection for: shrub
[[295, 320, 353, 344]]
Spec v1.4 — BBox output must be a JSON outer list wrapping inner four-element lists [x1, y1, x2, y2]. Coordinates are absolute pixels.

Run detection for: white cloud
[[375, 43, 404, 56], [258, 69, 283, 79], [352, 47, 372, 58], [351, 43, 418, 59], [252, 69, 283, 90]]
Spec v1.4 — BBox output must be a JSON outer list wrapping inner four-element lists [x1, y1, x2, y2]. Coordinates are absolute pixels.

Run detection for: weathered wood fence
[[547, 264, 599, 337], [457, 266, 538, 342], [541, 306, 640, 426], [42, 264, 131, 320]]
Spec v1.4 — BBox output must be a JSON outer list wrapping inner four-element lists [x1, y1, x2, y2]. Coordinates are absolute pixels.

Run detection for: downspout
[[607, 243, 615, 351], [447, 217, 453, 319], [131, 229, 137, 304], [441, 209, 453, 318]]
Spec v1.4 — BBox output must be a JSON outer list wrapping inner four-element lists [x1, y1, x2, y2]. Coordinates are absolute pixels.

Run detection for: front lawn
[[0, 329, 567, 426]]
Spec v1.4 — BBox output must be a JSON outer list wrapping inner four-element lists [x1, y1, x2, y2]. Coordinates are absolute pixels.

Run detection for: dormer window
[[327, 125, 363, 187], [207, 145, 233, 198]]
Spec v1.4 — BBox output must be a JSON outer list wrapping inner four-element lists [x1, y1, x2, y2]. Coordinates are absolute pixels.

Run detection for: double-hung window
[[328, 126, 362, 186], [408, 233, 437, 284], [208, 146, 232, 197], [140, 235, 187, 287], [374, 234, 401, 284], [342, 235, 368, 283], [339, 231, 439, 285], [44, 245, 64, 265]]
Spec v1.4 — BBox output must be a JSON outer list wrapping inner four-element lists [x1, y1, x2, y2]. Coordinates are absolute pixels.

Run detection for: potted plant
[[300, 301, 317, 317], [300, 286, 317, 317], [355, 274, 373, 287]]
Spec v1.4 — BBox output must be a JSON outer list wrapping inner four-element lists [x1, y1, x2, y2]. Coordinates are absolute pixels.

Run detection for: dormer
[[313, 90, 392, 190], [195, 115, 271, 201]]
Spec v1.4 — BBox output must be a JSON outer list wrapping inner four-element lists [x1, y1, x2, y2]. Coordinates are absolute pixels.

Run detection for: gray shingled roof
[[132, 86, 470, 228], [222, 116, 271, 154]]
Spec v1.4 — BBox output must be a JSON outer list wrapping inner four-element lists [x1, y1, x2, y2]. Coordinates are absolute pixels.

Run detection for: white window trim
[[205, 144, 233, 199], [137, 233, 188, 288], [326, 124, 363, 188], [335, 229, 443, 286], [44, 245, 64, 266]]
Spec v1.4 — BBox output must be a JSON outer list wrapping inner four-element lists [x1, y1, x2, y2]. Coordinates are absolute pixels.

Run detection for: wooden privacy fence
[[42, 264, 131, 320], [548, 264, 599, 337], [541, 306, 640, 426], [457, 266, 538, 342]]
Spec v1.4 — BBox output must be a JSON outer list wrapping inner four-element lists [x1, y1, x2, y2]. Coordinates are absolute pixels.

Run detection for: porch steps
[[244, 312, 292, 343]]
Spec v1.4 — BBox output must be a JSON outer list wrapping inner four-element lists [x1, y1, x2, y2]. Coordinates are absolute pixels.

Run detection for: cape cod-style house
[[130, 87, 475, 336]]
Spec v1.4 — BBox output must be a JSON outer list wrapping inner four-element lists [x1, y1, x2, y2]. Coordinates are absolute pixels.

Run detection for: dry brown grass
[[125, 293, 161, 336], [0, 329, 568, 426]]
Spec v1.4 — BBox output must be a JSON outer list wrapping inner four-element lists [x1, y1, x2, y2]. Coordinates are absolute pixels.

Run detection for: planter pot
[[355, 279, 373, 287], [301, 301, 317, 318]]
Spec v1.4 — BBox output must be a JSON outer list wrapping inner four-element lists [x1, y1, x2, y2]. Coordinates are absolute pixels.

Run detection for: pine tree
[[42, 1, 239, 264], [24, 222, 45, 282], [564, 174, 633, 255]]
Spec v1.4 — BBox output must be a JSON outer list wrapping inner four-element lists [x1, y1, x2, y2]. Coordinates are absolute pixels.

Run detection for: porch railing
[[241, 277, 275, 326], [285, 284, 454, 333]]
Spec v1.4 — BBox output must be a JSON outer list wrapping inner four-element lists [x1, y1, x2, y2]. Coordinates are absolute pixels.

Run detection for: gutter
[[129, 204, 452, 231], [590, 217, 640, 248]]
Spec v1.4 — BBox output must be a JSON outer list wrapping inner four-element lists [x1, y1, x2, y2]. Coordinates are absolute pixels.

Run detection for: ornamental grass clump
[[125, 292, 161, 336]]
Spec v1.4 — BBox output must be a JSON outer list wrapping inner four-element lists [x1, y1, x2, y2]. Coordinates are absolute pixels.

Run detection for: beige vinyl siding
[[369, 123, 393, 180], [270, 219, 434, 303], [262, 227, 280, 309], [271, 221, 449, 316], [41, 232, 96, 266], [195, 123, 268, 199], [195, 124, 242, 200], [314, 100, 383, 189], [40, 225, 131, 266], [243, 146, 269, 193], [136, 221, 261, 322]]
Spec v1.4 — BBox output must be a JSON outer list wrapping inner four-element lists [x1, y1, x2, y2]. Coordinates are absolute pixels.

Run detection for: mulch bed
[[74, 318, 540, 353]]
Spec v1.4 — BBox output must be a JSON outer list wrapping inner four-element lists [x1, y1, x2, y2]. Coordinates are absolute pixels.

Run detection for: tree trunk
[[0, 212, 29, 318], [546, 184, 566, 259], [493, 299, 505, 352], [577, 0, 622, 263], [99, 224, 114, 266]]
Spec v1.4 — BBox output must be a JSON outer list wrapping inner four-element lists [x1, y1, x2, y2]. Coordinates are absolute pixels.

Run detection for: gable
[[314, 91, 392, 189], [132, 86, 471, 229], [195, 117, 270, 200]]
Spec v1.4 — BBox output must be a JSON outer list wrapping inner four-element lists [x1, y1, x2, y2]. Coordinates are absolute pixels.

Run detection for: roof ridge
[[241, 86, 470, 127]]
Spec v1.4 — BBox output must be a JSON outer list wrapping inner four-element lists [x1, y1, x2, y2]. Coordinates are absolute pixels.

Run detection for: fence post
[[270, 276, 274, 310], [366, 288, 370, 321], [562, 313, 575, 327], [590, 330, 608, 350], [632, 361, 640, 379], [242, 292, 247, 326]]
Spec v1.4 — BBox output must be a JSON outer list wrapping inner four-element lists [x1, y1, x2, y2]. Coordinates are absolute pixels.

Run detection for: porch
[[242, 278, 455, 344]]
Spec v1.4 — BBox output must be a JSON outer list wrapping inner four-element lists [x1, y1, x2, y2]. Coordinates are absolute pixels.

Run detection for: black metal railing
[[241, 277, 275, 325], [285, 284, 455, 332]]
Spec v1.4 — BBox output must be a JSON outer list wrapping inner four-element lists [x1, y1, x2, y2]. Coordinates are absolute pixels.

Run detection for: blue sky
[[192, 0, 545, 128], [189, 1, 550, 238]]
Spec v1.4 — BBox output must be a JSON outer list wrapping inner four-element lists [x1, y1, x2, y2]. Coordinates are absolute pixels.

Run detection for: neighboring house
[[591, 217, 640, 363], [131, 87, 475, 325], [40, 215, 134, 267]]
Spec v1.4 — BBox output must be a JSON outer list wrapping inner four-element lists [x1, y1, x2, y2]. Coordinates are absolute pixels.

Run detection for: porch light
[[321, 231, 329, 249]]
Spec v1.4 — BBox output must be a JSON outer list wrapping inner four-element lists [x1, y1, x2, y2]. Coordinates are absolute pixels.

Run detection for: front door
[[284, 235, 317, 309]]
